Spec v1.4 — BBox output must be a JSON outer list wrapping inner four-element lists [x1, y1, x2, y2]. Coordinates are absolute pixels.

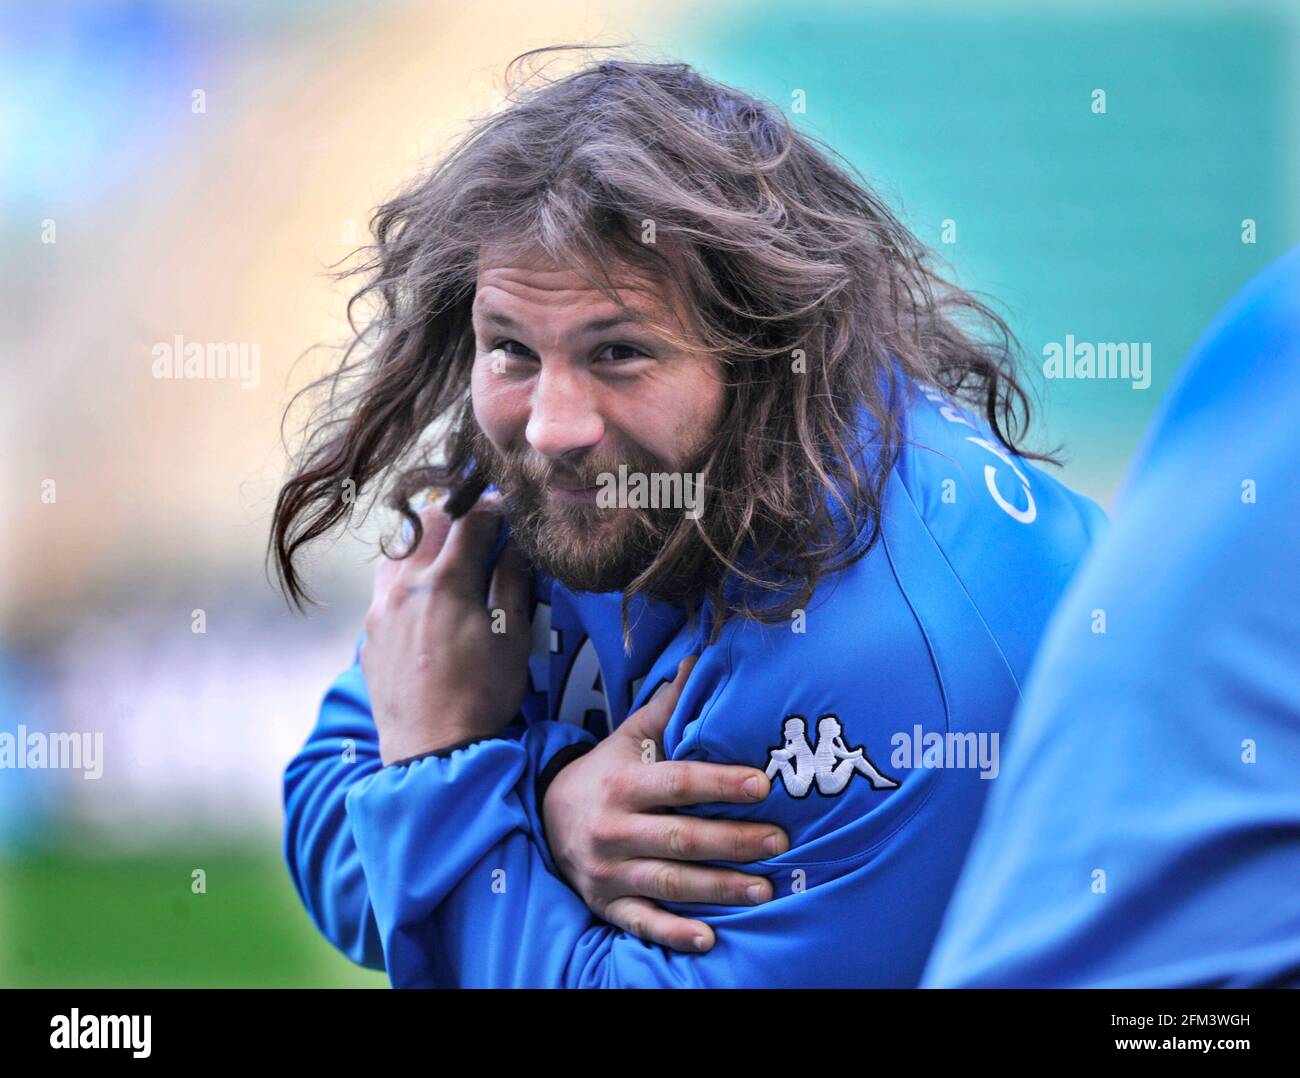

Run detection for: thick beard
[[470, 425, 694, 595]]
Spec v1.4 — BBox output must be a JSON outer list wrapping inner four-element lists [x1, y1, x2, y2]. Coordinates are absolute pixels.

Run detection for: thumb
[[487, 540, 532, 632], [624, 654, 698, 744]]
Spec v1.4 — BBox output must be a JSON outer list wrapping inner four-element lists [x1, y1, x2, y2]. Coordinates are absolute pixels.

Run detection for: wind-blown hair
[[269, 45, 1050, 644]]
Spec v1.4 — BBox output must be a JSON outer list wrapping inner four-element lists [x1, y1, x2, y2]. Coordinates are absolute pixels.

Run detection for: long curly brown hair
[[269, 45, 1050, 645]]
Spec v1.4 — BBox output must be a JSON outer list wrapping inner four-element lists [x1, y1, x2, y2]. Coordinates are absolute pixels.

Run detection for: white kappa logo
[[765, 714, 899, 798]]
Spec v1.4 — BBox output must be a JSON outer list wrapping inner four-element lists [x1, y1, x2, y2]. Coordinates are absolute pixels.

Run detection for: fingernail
[[693, 935, 710, 953], [744, 776, 763, 799], [746, 883, 767, 904], [764, 832, 784, 855]]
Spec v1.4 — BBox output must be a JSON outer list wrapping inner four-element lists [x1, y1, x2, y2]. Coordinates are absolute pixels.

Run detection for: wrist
[[381, 728, 490, 767], [537, 741, 593, 848]]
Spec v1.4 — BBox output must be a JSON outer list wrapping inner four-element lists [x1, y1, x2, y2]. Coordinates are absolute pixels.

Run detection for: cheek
[[668, 364, 726, 460], [694, 366, 726, 426], [616, 364, 724, 465], [471, 360, 527, 449]]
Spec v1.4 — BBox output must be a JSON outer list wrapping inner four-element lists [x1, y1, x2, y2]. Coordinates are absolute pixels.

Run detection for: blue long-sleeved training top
[[282, 379, 1106, 987], [922, 246, 1300, 988]]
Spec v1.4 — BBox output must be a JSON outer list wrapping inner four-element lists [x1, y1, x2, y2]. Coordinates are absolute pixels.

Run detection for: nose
[[524, 365, 606, 463]]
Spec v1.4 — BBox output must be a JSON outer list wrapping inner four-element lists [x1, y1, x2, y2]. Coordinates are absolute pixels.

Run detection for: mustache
[[472, 429, 670, 493], [520, 454, 655, 489]]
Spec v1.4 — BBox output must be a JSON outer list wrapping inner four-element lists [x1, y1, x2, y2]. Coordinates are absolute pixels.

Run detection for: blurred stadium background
[[1, 0, 1296, 986]]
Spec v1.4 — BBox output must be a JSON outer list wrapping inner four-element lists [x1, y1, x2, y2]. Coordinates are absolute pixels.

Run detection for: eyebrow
[[473, 307, 657, 337]]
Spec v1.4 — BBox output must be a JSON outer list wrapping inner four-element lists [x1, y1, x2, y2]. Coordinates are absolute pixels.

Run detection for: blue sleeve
[[922, 246, 1300, 988], [345, 716, 935, 988], [283, 514, 556, 973], [282, 647, 386, 969], [345, 725, 638, 988], [282, 638, 584, 977]]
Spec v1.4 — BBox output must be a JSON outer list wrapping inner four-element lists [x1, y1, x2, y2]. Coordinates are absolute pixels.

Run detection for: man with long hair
[[272, 49, 1105, 987]]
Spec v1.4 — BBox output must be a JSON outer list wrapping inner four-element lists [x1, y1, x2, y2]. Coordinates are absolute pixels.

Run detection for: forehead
[[473, 245, 675, 323]]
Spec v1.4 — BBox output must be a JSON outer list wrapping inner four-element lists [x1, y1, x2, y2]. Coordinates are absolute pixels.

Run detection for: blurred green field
[[2, 848, 387, 988]]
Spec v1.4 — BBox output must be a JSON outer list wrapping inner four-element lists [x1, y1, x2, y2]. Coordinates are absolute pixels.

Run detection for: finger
[[407, 500, 456, 570], [601, 896, 716, 954], [620, 858, 774, 906], [371, 547, 401, 602], [487, 539, 532, 635], [372, 497, 451, 603], [623, 654, 699, 745], [632, 760, 773, 810], [429, 503, 505, 600], [613, 815, 789, 863]]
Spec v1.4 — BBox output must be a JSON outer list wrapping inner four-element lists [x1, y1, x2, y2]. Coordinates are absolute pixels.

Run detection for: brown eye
[[595, 342, 648, 363], [494, 339, 535, 357]]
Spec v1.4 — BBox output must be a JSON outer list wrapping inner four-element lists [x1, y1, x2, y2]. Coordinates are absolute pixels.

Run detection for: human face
[[469, 246, 725, 593]]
